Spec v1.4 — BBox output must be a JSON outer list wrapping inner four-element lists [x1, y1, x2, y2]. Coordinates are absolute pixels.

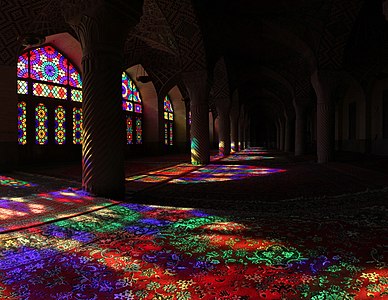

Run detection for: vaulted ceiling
[[1, 0, 388, 125]]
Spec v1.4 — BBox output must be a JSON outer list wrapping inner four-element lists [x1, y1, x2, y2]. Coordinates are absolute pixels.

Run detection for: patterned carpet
[[0, 199, 387, 299], [0, 148, 387, 299]]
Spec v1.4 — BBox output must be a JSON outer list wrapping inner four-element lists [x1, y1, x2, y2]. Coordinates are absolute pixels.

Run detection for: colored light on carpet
[[0, 176, 36, 188], [169, 164, 286, 184], [222, 155, 275, 161], [126, 164, 198, 184], [0, 202, 386, 299], [0, 188, 118, 233]]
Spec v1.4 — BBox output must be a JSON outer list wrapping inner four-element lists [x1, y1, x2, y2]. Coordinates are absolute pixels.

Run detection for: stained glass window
[[163, 95, 174, 146], [17, 80, 28, 94], [17, 53, 29, 78], [126, 116, 133, 145], [68, 62, 82, 88], [135, 117, 142, 144], [73, 108, 82, 145], [122, 72, 142, 144], [71, 90, 82, 102], [30, 46, 68, 84], [164, 95, 174, 121], [18, 102, 27, 145], [17, 45, 83, 146], [32, 83, 67, 99], [55, 106, 66, 145], [164, 123, 168, 145], [35, 103, 48, 145]]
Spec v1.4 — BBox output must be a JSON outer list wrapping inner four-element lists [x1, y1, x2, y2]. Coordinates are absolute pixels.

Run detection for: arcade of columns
[[61, 2, 354, 199]]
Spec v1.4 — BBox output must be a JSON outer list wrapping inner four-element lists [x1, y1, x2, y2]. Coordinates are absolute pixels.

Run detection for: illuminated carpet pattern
[[126, 164, 198, 191], [169, 164, 285, 184], [217, 155, 275, 162], [126, 164, 285, 186], [0, 187, 118, 233], [0, 176, 37, 188], [0, 202, 386, 299]]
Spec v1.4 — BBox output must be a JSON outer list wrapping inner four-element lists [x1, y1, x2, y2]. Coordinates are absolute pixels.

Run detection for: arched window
[[17, 45, 82, 145], [122, 72, 143, 144], [163, 95, 174, 146]]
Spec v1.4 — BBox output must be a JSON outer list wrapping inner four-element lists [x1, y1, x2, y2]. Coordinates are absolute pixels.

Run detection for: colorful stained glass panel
[[55, 106, 66, 145], [122, 72, 130, 100], [135, 117, 142, 144], [164, 123, 168, 145], [35, 103, 48, 145], [68, 62, 82, 88], [130, 81, 141, 103], [71, 89, 82, 102], [17, 53, 29, 78], [126, 116, 133, 144], [134, 103, 142, 113], [73, 108, 82, 144], [32, 83, 67, 99], [170, 122, 173, 145], [164, 111, 169, 120], [164, 95, 173, 112], [30, 46, 68, 84], [122, 101, 133, 112], [169, 113, 173, 121], [18, 102, 27, 145], [17, 80, 28, 95]]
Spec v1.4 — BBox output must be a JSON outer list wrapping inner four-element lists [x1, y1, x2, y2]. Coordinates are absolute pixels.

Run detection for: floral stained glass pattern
[[136, 117, 142, 144], [54, 106, 66, 145], [68, 62, 82, 88], [73, 108, 82, 145], [17, 45, 83, 147], [164, 95, 174, 121], [32, 83, 67, 100], [18, 102, 27, 145], [164, 95, 174, 146], [30, 46, 68, 84], [122, 101, 133, 112], [70, 90, 82, 102], [126, 116, 133, 144], [122, 72, 142, 144], [35, 103, 48, 145], [164, 123, 168, 145], [17, 80, 28, 95], [17, 53, 29, 78], [170, 122, 173, 145]]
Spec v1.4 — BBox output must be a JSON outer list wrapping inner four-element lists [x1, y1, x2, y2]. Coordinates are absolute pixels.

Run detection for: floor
[[0, 148, 387, 299]]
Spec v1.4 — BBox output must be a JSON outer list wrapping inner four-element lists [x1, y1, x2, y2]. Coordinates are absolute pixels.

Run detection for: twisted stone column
[[183, 71, 210, 165], [284, 114, 294, 152], [215, 99, 231, 156], [238, 105, 245, 150], [245, 116, 251, 149], [311, 71, 334, 163], [294, 104, 307, 156], [63, 1, 143, 198], [230, 91, 239, 152], [275, 121, 280, 150], [278, 118, 285, 151]]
